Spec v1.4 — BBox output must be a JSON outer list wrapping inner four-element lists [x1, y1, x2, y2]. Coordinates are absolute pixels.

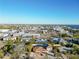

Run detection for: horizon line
[[0, 23, 79, 25]]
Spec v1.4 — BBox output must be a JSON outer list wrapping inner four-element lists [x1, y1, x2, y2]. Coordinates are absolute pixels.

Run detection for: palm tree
[[14, 36, 21, 45], [11, 51, 19, 59], [4, 39, 14, 53], [24, 38, 34, 58]]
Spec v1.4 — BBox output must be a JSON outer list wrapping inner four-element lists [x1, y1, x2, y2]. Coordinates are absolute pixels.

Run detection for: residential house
[[22, 33, 40, 42], [51, 37, 65, 44], [35, 39, 48, 43]]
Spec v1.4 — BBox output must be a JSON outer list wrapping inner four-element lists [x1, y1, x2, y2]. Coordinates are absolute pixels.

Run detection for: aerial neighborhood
[[0, 24, 79, 59]]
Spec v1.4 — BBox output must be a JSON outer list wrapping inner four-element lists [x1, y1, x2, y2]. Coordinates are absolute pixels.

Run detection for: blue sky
[[0, 0, 79, 24]]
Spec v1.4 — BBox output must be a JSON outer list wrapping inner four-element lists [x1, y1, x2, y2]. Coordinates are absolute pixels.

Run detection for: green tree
[[0, 50, 4, 58], [73, 34, 79, 38], [59, 33, 71, 38]]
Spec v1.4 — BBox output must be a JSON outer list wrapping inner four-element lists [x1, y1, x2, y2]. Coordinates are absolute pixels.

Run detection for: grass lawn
[[69, 55, 79, 59]]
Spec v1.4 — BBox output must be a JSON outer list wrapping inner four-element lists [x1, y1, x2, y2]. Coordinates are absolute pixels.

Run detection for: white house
[[22, 33, 40, 39], [0, 29, 10, 33]]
